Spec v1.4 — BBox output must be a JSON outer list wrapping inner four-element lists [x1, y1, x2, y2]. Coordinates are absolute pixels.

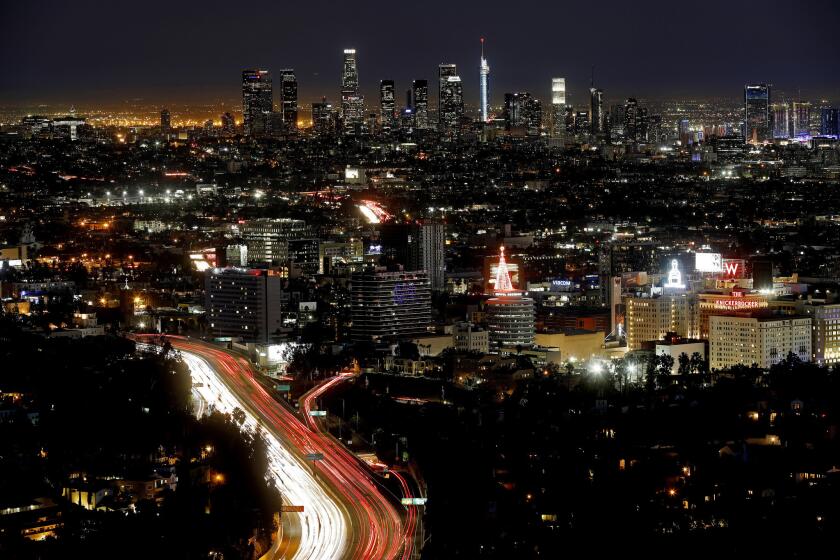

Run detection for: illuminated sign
[[721, 259, 745, 279], [704, 299, 765, 311], [281, 505, 305, 513], [664, 259, 685, 290], [549, 279, 573, 292], [400, 497, 427, 505], [308, 410, 327, 417], [695, 253, 722, 272]]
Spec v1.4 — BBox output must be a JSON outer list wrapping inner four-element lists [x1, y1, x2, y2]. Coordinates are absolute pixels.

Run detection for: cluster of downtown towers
[[239, 49, 473, 137], [234, 47, 840, 142], [237, 46, 564, 139]]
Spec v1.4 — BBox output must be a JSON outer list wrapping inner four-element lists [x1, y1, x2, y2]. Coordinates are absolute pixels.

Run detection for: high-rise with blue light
[[479, 38, 490, 122]]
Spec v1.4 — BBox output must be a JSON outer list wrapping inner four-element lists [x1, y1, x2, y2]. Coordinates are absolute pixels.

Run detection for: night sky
[[1, 0, 839, 107]]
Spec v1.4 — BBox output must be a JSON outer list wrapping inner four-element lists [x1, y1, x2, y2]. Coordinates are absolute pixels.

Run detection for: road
[[299, 374, 419, 560], [141, 336, 406, 560]]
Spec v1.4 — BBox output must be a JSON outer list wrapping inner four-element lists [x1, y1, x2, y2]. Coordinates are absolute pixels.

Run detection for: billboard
[[721, 258, 746, 279], [695, 253, 722, 272]]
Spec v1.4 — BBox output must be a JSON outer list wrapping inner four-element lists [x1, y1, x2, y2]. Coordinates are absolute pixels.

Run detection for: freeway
[[299, 374, 419, 560], [141, 336, 405, 560]]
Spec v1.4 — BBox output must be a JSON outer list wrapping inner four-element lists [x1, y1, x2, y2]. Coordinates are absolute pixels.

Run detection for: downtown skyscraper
[[550, 78, 566, 138], [479, 38, 490, 122], [590, 87, 603, 135], [412, 80, 429, 129], [438, 64, 463, 133], [279, 69, 298, 131], [341, 49, 364, 135], [242, 69, 273, 136], [379, 80, 396, 132], [744, 83, 771, 144]]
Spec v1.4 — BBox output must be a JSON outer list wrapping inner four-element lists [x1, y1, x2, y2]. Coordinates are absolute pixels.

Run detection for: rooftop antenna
[[481, 36, 485, 59]]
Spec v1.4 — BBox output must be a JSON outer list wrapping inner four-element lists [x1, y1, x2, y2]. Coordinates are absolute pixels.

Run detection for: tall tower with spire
[[479, 38, 490, 122]]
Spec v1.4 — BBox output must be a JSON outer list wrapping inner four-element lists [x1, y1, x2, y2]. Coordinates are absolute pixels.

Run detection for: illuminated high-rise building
[[744, 83, 771, 144], [279, 69, 298, 130], [242, 69, 273, 136], [637, 107, 649, 142], [351, 270, 432, 342], [342, 49, 359, 93], [341, 49, 364, 135], [479, 38, 490, 122], [379, 80, 396, 132], [439, 68, 464, 133], [160, 108, 170, 134], [821, 107, 839, 136], [791, 101, 811, 138], [206, 268, 283, 344], [609, 103, 625, 142], [589, 88, 603, 135], [221, 112, 235, 135], [412, 80, 429, 129], [438, 64, 458, 127], [311, 98, 334, 135], [504, 92, 541, 136], [771, 102, 790, 139], [550, 78, 566, 138], [623, 98, 638, 142]]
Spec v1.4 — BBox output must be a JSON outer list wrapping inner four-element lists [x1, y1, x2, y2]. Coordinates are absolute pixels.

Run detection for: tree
[[677, 353, 691, 376], [657, 354, 674, 377]]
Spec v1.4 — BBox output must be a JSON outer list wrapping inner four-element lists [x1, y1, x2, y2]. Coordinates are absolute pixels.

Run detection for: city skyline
[[2, 0, 839, 106], [3, 2, 840, 557]]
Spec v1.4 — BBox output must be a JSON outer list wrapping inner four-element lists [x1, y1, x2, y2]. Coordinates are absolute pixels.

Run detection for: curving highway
[[140, 336, 406, 560]]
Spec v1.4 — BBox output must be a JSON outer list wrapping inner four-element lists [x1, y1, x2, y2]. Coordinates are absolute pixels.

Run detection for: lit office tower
[[242, 69, 273, 136], [221, 112, 235, 135], [412, 80, 429, 129], [609, 103, 625, 142], [342, 48, 359, 92], [379, 80, 396, 132], [240, 218, 310, 265], [419, 222, 445, 291], [589, 88, 603, 134], [160, 108, 170, 134], [341, 49, 364, 135], [791, 101, 811, 138], [623, 98, 638, 142], [637, 107, 649, 142], [503, 92, 542, 136], [479, 38, 490, 122], [744, 83, 771, 144], [771, 102, 790, 138], [821, 107, 839, 136], [311, 98, 334, 135], [350, 269, 432, 341], [206, 268, 283, 343], [439, 74, 464, 133], [438, 64, 458, 127], [550, 78, 566, 137], [486, 247, 535, 351], [279, 69, 298, 130]]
